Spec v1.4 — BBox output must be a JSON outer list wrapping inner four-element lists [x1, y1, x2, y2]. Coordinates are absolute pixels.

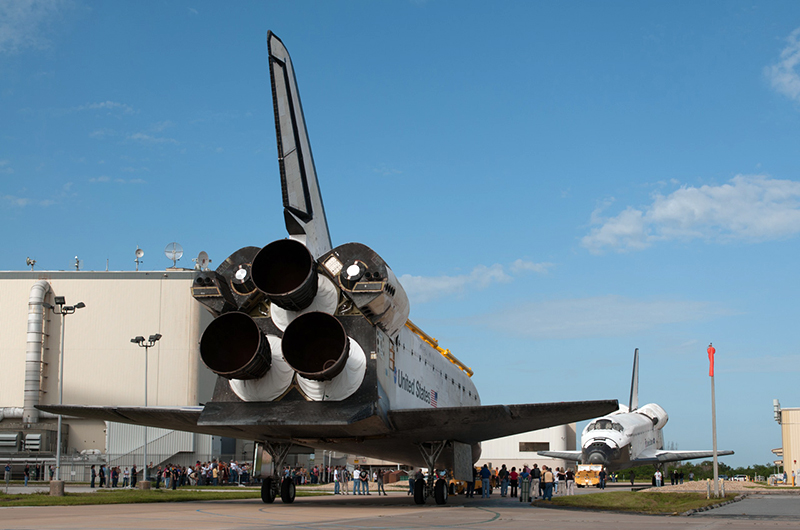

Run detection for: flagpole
[[708, 343, 719, 498]]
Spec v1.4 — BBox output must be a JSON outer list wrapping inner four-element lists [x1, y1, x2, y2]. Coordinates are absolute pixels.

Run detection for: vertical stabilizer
[[267, 31, 332, 259], [629, 348, 639, 411]]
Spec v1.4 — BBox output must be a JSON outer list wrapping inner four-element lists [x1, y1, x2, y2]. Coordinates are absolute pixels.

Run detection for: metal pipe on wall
[[23, 280, 51, 424]]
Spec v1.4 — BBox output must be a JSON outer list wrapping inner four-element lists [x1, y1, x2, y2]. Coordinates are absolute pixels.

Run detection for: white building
[[478, 425, 576, 472], [0, 270, 217, 479]]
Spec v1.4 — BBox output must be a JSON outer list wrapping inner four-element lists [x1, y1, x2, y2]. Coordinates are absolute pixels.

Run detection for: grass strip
[[532, 491, 737, 514], [0, 488, 326, 507]]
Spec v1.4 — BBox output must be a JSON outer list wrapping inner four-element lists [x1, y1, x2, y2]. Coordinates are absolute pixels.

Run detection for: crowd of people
[[11, 463, 55, 486], [17, 458, 691, 500], [336, 465, 387, 495], [468, 464, 577, 501], [82, 460, 254, 489]]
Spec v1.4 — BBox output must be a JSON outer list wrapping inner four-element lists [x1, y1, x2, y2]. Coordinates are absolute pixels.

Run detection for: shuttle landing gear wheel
[[281, 477, 296, 503], [448, 482, 455, 495], [259, 441, 293, 504], [414, 441, 450, 505], [434, 479, 448, 505], [413, 478, 426, 504], [261, 478, 276, 503]]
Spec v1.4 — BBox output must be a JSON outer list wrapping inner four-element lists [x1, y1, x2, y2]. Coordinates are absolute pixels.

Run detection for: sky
[[2, 0, 799, 468]]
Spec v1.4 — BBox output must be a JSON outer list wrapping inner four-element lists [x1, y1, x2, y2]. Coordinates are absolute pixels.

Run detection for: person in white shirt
[[353, 468, 361, 494]]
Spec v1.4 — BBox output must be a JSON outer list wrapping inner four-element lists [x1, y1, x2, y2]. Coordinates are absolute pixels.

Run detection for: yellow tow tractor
[[575, 464, 603, 488], [446, 468, 497, 496]]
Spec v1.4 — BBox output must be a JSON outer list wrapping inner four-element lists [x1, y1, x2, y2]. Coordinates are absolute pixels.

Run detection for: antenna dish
[[197, 251, 210, 271], [165, 242, 184, 267], [135, 246, 144, 271]]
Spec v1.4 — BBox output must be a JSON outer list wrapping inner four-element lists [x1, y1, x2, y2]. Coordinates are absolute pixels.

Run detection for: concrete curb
[[682, 493, 746, 516]]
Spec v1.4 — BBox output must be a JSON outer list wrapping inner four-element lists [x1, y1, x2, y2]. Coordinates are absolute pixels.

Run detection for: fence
[[3, 453, 247, 483]]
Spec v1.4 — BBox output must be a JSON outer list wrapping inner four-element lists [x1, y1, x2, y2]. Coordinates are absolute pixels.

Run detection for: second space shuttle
[[539, 348, 733, 469]]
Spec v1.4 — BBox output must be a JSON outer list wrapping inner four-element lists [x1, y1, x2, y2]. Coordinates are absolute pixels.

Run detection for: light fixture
[[131, 332, 163, 485]]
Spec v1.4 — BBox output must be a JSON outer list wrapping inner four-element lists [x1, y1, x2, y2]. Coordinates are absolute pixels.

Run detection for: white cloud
[[0, 159, 13, 174], [89, 175, 146, 184], [0, 0, 67, 55], [582, 175, 800, 253], [400, 259, 552, 304], [151, 120, 174, 132], [2, 194, 30, 206], [127, 132, 178, 145], [373, 164, 402, 176], [510, 259, 554, 274], [76, 101, 135, 115], [479, 296, 731, 340], [89, 129, 116, 139], [765, 27, 800, 102], [2, 193, 55, 207]]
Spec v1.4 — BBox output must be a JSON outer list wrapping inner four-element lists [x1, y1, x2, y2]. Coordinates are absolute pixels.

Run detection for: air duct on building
[[0, 407, 58, 421], [23, 280, 50, 424]]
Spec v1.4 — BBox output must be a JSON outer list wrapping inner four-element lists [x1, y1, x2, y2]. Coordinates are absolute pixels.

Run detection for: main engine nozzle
[[199, 311, 272, 380], [251, 239, 318, 311], [282, 311, 349, 381]]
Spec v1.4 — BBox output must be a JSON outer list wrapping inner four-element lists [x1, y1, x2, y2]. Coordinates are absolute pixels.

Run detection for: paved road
[[691, 494, 800, 520], [0, 491, 798, 529]]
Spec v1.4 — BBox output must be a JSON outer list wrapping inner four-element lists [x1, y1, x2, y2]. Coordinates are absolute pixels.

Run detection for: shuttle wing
[[388, 400, 618, 444], [536, 450, 582, 461], [633, 449, 734, 464], [36, 405, 245, 439], [41, 399, 618, 449], [267, 31, 332, 259]]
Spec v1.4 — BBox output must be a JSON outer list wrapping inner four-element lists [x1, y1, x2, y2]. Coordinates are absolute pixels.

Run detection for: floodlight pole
[[48, 298, 85, 491], [132, 334, 161, 485]]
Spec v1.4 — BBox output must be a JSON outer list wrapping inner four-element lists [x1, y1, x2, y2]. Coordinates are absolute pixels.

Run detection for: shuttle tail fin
[[629, 348, 639, 412], [267, 31, 332, 259]]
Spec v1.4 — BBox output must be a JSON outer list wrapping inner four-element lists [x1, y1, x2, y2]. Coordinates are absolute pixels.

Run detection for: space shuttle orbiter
[[539, 348, 733, 469], [40, 31, 617, 505]]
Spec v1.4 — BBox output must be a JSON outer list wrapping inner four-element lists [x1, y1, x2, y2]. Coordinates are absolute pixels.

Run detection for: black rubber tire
[[261, 478, 276, 503], [448, 482, 455, 495], [413, 478, 426, 504], [281, 477, 296, 503], [434, 479, 448, 505]]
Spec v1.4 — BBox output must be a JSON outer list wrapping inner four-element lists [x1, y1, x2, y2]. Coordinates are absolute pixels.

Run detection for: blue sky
[[2, 0, 800, 468]]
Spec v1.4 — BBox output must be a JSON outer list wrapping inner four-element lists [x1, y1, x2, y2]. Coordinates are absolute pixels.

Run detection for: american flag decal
[[431, 390, 438, 408]]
